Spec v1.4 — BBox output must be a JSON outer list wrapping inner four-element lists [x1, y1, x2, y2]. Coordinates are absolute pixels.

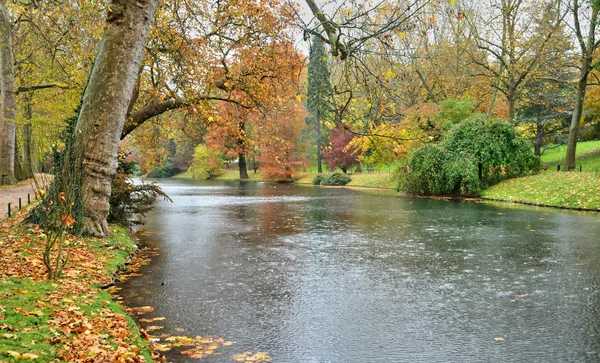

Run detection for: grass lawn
[[296, 171, 396, 189], [482, 140, 600, 210], [484, 140, 600, 210], [482, 172, 600, 210], [540, 140, 600, 171], [176, 168, 397, 189]]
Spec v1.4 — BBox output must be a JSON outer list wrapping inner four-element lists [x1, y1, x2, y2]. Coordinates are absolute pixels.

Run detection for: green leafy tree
[[402, 116, 539, 196], [306, 36, 332, 173], [188, 144, 224, 179]]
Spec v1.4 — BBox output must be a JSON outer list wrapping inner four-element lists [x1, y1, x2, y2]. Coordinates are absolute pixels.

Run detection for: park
[[1, 0, 600, 361]]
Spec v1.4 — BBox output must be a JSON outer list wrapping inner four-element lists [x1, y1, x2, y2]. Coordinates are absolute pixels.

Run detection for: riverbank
[[175, 166, 600, 213], [0, 206, 154, 361], [482, 171, 600, 211], [175, 169, 397, 189]]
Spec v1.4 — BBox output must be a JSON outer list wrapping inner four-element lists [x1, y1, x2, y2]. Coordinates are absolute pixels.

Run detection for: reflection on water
[[120, 179, 600, 362]]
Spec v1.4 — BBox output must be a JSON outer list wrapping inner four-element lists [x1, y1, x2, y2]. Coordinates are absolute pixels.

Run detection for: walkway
[[0, 174, 52, 218]]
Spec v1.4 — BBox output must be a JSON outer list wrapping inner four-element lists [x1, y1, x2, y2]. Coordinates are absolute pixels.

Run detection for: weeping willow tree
[[29, 0, 160, 236]]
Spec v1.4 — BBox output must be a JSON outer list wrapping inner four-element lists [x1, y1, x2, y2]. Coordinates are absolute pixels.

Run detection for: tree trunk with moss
[[70, 0, 159, 236], [0, 2, 16, 185]]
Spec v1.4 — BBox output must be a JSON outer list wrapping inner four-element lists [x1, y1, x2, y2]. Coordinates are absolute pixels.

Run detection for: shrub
[[322, 172, 352, 186], [404, 144, 448, 195], [312, 174, 326, 185], [402, 116, 538, 196], [108, 153, 172, 226], [146, 159, 176, 178]]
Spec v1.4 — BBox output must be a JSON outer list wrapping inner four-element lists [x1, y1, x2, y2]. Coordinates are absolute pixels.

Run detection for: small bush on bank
[[146, 159, 178, 178], [312, 174, 326, 185], [315, 172, 352, 186], [109, 153, 172, 226]]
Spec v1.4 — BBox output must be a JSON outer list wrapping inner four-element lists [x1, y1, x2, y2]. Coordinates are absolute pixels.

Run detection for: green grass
[[175, 165, 398, 189], [90, 226, 139, 277], [0, 278, 57, 362], [540, 140, 600, 171], [483, 172, 600, 210], [482, 140, 600, 210], [296, 171, 396, 189], [174, 168, 267, 182]]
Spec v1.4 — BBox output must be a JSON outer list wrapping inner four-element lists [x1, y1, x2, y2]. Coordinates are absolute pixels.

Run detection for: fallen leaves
[[232, 351, 273, 362], [0, 217, 154, 362], [6, 351, 39, 360]]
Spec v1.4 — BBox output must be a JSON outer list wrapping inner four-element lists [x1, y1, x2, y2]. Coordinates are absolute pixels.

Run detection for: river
[[119, 178, 600, 362]]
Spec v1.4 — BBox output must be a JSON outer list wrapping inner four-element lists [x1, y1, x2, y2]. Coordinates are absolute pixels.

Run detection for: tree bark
[[565, 70, 589, 170], [565, 2, 598, 171], [238, 152, 249, 179], [72, 0, 159, 236], [534, 108, 543, 157], [0, 2, 16, 185], [507, 86, 516, 124]]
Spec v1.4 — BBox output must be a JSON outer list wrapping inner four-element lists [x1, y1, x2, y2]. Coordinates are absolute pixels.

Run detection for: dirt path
[[0, 174, 52, 218]]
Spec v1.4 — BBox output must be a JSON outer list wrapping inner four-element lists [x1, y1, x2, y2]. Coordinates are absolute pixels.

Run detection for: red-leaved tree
[[324, 127, 359, 173]]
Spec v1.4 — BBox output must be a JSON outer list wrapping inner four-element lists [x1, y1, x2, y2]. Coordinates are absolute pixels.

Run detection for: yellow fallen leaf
[[154, 344, 172, 352], [7, 351, 21, 358], [494, 337, 506, 341], [22, 353, 40, 359]]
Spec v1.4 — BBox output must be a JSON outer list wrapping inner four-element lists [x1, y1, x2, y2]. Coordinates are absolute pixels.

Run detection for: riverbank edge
[[0, 205, 155, 362], [174, 170, 600, 214], [480, 197, 600, 213]]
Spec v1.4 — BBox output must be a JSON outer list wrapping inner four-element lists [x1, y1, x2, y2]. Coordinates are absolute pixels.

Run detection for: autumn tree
[[564, 0, 600, 170], [324, 126, 359, 173], [469, 0, 567, 122], [0, 1, 103, 185], [122, 0, 298, 139], [206, 103, 254, 179], [31, 0, 160, 236], [257, 98, 308, 181], [12, 1, 102, 180]]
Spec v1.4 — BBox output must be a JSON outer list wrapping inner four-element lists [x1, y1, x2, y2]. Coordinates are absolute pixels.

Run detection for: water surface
[[120, 179, 600, 362]]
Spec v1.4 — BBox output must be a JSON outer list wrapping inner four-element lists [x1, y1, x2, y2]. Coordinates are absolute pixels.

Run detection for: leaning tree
[[32, 0, 160, 236]]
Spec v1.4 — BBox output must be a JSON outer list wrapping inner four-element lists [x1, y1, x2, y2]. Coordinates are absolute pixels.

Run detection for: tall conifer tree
[[306, 36, 332, 174]]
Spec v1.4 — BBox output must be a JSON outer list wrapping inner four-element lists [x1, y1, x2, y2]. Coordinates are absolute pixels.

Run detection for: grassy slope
[[483, 141, 600, 210], [0, 209, 153, 362]]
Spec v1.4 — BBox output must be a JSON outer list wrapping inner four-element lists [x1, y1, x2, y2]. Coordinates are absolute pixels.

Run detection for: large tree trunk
[[0, 2, 16, 185], [22, 101, 36, 178], [534, 109, 543, 158], [565, 62, 590, 170], [238, 152, 249, 179], [507, 84, 516, 124], [71, 0, 159, 236], [566, 3, 598, 171]]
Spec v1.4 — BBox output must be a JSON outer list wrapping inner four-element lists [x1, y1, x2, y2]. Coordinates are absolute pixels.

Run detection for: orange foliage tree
[[205, 43, 308, 180]]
